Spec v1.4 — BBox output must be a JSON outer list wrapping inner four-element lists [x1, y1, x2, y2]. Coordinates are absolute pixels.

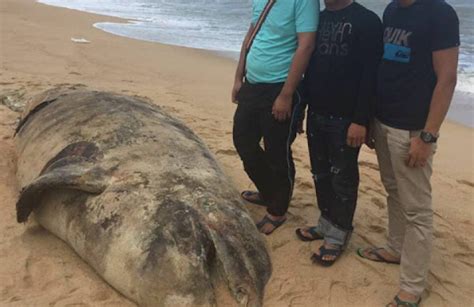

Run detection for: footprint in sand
[[291, 202, 314, 209], [359, 160, 380, 171], [433, 229, 449, 239], [26, 81, 42, 87], [328, 281, 354, 306], [371, 197, 385, 209], [368, 224, 385, 234], [215, 149, 237, 156], [453, 252, 474, 268], [7, 296, 22, 303], [298, 181, 313, 190], [293, 156, 303, 163], [271, 239, 291, 252], [457, 179, 474, 188], [360, 186, 386, 198], [285, 210, 307, 225]]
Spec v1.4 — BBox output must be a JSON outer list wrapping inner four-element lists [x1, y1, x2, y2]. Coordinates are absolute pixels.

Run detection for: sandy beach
[[1, 0, 473, 306]]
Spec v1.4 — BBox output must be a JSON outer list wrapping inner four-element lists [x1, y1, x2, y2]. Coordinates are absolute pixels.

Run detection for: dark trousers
[[307, 111, 360, 232], [233, 82, 300, 216]]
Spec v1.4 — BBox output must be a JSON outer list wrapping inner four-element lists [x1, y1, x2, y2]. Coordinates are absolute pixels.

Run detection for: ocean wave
[[39, 0, 474, 100]]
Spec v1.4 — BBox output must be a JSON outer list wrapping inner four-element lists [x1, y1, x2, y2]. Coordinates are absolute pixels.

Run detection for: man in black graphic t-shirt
[[377, 1, 460, 130], [296, 0, 383, 267], [357, 0, 460, 306]]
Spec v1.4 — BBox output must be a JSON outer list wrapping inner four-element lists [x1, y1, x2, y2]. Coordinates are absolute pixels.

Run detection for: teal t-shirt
[[246, 0, 320, 84]]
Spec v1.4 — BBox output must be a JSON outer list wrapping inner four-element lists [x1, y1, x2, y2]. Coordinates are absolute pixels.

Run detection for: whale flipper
[[16, 161, 107, 223]]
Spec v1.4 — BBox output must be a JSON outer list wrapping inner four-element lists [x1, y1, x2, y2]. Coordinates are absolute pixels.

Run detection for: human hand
[[272, 93, 293, 122], [406, 137, 433, 168], [347, 123, 367, 147], [231, 79, 243, 104]]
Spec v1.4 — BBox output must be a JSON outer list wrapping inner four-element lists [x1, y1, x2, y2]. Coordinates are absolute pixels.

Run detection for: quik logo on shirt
[[317, 21, 353, 56], [383, 27, 412, 63]]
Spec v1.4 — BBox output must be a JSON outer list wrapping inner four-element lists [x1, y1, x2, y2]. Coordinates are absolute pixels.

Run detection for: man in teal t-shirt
[[246, 0, 319, 83], [232, 0, 319, 235]]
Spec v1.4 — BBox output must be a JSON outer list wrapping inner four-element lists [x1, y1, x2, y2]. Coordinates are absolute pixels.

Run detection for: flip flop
[[256, 215, 286, 235], [386, 295, 422, 307], [357, 247, 401, 265], [295, 227, 324, 242], [311, 245, 343, 267], [241, 190, 267, 207]]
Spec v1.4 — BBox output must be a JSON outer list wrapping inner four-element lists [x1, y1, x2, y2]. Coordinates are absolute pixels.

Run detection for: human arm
[[406, 47, 459, 167], [347, 14, 384, 147], [272, 32, 316, 121], [272, 0, 319, 122], [423, 48, 459, 135]]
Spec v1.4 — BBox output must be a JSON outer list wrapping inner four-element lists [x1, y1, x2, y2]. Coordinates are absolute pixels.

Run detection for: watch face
[[421, 133, 431, 142], [421, 132, 436, 143]]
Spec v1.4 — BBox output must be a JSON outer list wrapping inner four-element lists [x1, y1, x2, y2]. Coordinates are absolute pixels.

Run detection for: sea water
[[38, 0, 474, 127]]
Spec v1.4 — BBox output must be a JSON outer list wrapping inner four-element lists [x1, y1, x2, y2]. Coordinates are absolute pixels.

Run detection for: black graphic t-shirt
[[376, 0, 460, 130], [304, 2, 383, 126]]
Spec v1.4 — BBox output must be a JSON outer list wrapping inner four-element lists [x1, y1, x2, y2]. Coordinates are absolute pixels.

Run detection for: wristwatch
[[420, 131, 438, 143]]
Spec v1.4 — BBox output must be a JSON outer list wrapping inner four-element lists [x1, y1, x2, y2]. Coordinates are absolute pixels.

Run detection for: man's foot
[[295, 226, 324, 241], [386, 290, 421, 307], [256, 214, 286, 235], [311, 242, 343, 267], [357, 247, 401, 264], [241, 190, 266, 207]]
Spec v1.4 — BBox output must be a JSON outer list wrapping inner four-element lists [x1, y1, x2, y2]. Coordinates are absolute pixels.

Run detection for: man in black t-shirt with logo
[[357, 0, 460, 306], [295, 0, 383, 266]]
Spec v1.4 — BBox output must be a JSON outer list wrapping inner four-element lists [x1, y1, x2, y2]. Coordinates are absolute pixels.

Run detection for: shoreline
[[1, 0, 473, 306], [36, 0, 474, 128]]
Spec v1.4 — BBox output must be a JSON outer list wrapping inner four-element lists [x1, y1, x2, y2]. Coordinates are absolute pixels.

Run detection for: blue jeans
[[307, 112, 361, 246]]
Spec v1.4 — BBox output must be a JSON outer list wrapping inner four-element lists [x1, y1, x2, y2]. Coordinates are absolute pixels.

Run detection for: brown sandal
[[357, 247, 400, 264]]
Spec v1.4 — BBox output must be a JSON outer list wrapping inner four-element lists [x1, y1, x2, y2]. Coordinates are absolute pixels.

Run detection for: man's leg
[[323, 117, 360, 247], [308, 116, 359, 265], [374, 120, 405, 259], [307, 113, 333, 236], [233, 104, 274, 202], [261, 106, 297, 217], [384, 124, 435, 297]]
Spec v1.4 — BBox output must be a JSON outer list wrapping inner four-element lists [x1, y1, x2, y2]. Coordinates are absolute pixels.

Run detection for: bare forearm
[[424, 79, 457, 134], [281, 44, 314, 97], [234, 43, 247, 82]]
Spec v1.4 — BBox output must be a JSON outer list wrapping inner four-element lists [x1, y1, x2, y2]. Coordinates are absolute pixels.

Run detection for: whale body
[[14, 88, 271, 307]]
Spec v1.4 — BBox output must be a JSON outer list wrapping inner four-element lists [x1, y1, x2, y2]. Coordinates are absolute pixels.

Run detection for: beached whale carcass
[[14, 87, 271, 307]]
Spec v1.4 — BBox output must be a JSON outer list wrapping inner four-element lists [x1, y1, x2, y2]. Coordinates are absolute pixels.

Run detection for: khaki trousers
[[374, 119, 435, 296]]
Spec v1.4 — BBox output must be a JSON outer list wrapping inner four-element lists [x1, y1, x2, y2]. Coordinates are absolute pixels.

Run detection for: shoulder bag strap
[[243, 0, 277, 73]]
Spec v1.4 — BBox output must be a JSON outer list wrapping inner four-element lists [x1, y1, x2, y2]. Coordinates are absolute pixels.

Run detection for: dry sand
[[1, 0, 473, 306]]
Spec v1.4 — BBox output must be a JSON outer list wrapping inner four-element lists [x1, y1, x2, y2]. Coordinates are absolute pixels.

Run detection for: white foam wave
[[39, 0, 474, 98]]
